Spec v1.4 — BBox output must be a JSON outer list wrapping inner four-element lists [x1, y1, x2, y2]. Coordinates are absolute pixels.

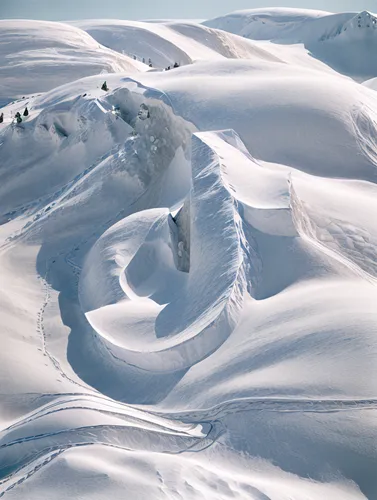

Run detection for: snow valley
[[1, 7, 377, 500]]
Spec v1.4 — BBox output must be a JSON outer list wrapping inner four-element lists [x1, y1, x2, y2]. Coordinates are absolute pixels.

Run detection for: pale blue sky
[[0, 0, 375, 21]]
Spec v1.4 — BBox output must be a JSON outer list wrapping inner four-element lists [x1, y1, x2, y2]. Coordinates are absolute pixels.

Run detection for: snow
[[364, 76, 377, 90], [1, 8, 377, 500], [73, 19, 281, 68], [205, 8, 377, 81], [204, 7, 331, 40], [0, 20, 145, 101]]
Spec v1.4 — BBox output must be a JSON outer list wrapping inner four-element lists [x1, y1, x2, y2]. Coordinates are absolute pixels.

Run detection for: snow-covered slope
[[364, 76, 377, 90], [0, 20, 144, 101], [205, 8, 377, 80], [73, 19, 281, 68], [1, 14, 377, 500], [204, 7, 331, 39]]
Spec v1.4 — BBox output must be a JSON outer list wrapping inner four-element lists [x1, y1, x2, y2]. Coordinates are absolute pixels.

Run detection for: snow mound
[[0, 20, 144, 101]]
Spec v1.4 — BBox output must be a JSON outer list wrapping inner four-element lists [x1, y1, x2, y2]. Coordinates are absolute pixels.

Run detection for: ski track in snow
[[36, 264, 86, 391], [1, 390, 375, 496]]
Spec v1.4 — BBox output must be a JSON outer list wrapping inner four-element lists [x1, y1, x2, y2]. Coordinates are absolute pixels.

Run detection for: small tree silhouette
[[101, 81, 109, 91], [23, 107, 29, 117]]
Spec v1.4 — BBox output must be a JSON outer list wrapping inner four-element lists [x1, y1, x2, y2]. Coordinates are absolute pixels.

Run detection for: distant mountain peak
[[348, 10, 377, 30]]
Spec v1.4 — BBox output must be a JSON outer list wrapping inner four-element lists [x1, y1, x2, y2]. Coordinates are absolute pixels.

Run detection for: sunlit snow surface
[[1, 8, 377, 500]]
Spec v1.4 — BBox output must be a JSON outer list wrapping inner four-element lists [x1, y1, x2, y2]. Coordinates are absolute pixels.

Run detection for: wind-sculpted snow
[[79, 132, 252, 372], [201, 130, 297, 238], [1, 15, 377, 500], [290, 179, 377, 285]]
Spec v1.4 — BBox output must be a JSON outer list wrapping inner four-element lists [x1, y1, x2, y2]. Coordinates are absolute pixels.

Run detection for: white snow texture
[[1, 7, 377, 500]]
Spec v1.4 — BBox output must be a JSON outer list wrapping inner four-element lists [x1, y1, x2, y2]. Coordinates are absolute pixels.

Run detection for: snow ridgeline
[[205, 8, 377, 80], [73, 19, 281, 69], [0, 17, 281, 102], [79, 131, 254, 372]]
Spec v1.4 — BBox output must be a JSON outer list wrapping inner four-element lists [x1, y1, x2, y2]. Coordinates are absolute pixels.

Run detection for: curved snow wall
[[79, 131, 252, 372]]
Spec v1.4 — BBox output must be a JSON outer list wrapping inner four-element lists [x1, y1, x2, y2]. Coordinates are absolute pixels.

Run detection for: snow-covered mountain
[[205, 8, 377, 80], [1, 8, 377, 500]]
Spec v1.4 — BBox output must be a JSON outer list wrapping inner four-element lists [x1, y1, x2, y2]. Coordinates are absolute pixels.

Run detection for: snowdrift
[[79, 131, 252, 372]]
